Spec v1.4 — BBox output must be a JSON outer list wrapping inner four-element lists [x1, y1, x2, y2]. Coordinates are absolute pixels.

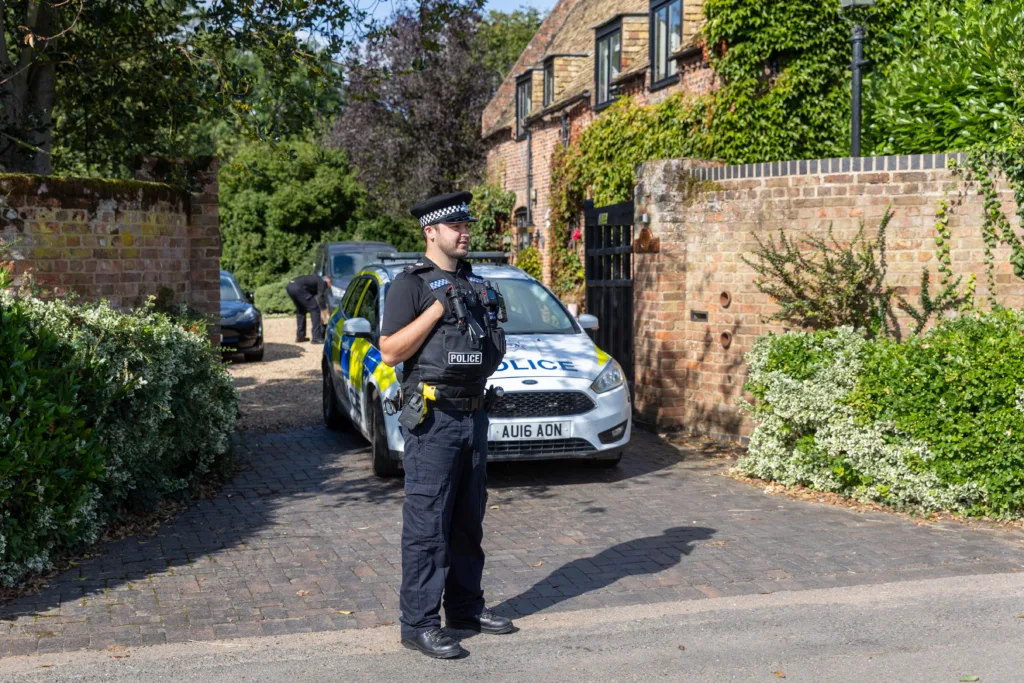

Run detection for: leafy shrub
[[0, 287, 105, 583], [851, 311, 1024, 516], [744, 207, 972, 339], [514, 246, 542, 280], [741, 312, 1024, 518], [742, 212, 896, 337], [0, 277, 238, 586]]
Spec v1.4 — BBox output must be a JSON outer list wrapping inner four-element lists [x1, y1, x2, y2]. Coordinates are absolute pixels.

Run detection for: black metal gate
[[583, 199, 634, 388]]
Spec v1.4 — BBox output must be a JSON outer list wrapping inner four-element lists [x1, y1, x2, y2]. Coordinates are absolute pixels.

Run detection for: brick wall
[[1, 157, 221, 331], [485, 12, 719, 292], [632, 153, 1022, 443], [620, 16, 648, 72]]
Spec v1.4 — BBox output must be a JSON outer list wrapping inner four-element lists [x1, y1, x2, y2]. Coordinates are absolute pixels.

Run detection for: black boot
[[401, 628, 463, 659], [446, 608, 514, 635]]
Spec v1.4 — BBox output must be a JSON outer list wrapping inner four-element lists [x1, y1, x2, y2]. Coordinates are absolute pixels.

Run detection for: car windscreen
[[330, 251, 379, 281], [494, 278, 578, 335], [220, 275, 244, 302]]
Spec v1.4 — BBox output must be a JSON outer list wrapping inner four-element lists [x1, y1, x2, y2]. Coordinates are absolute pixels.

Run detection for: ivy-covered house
[[481, 0, 712, 285]]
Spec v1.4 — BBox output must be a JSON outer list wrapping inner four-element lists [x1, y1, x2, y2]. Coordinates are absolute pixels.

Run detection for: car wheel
[[586, 453, 622, 469], [244, 346, 264, 362], [371, 394, 399, 478], [322, 368, 346, 431]]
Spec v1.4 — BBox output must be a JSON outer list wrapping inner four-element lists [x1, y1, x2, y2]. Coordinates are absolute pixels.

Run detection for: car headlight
[[331, 285, 345, 298], [235, 307, 257, 323], [591, 359, 625, 394]]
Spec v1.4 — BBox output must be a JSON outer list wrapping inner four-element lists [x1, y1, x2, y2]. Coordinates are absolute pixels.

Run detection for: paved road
[[3, 572, 1023, 681], [2, 426, 1022, 656]]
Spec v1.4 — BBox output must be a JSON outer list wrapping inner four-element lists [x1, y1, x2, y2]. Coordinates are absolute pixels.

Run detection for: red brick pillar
[[188, 158, 221, 344], [135, 155, 221, 344]]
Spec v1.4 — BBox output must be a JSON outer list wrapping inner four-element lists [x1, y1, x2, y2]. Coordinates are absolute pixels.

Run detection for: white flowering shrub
[[739, 322, 1005, 517], [0, 273, 238, 587]]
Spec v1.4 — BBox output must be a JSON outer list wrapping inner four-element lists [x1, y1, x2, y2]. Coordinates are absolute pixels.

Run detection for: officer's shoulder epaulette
[[404, 261, 432, 274]]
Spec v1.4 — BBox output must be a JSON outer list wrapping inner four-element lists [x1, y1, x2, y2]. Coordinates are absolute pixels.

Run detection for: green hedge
[[741, 311, 1024, 518], [0, 275, 238, 587]]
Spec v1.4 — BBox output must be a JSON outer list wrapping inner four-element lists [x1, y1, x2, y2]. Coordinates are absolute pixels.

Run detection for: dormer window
[[516, 75, 532, 139], [651, 0, 682, 86], [595, 22, 622, 107], [543, 60, 555, 108]]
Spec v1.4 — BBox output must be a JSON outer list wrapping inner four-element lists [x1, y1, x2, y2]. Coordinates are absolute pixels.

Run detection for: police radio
[[479, 281, 507, 324], [446, 285, 486, 343]]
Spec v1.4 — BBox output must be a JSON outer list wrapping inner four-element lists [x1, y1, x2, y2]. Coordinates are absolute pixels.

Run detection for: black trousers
[[399, 408, 488, 639], [286, 281, 324, 342]]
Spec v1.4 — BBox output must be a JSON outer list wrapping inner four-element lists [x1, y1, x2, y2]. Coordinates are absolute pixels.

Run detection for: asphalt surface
[[4, 572, 1023, 682]]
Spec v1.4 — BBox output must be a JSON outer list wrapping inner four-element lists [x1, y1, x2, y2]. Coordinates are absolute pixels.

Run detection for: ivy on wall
[[547, 145, 588, 303], [469, 182, 516, 252], [544, 0, 1018, 303]]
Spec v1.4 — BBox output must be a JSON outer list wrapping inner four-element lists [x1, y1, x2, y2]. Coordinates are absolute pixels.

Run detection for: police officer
[[379, 191, 512, 659], [286, 273, 329, 344]]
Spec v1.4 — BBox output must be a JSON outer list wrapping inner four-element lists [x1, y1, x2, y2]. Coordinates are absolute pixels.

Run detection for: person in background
[[286, 273, 329, 344]]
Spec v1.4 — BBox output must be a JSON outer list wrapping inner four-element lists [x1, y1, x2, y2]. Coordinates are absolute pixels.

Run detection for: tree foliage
[[0, 0, 474, 177], [220, 139, 365, 289], [331, 1, 540, 218], [472, 7, 544, 97], [865, 0, 1024, 155]]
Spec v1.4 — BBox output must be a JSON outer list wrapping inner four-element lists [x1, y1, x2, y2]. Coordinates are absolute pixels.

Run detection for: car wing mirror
[[245, 291, 254, 304], [342, 317, 373, 339], [578, 313, 599, 330]]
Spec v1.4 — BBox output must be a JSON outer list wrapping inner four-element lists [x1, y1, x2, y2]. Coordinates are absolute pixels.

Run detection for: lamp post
[[841, 0, 874, 158]]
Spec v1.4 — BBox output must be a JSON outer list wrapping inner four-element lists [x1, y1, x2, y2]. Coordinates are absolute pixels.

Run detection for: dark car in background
[[313, 241, 397, 313], [220, 270, 264, 362]]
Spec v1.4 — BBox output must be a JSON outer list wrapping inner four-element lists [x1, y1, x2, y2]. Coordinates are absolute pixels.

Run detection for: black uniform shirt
[[380, 260, 485, 398], [290, 274, 328, 310]]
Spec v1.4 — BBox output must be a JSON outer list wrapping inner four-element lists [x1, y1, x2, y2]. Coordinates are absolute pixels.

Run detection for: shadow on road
[[0, 425, 693, 627], [485, 429, 690, 504], [489, 526, 717, 619]]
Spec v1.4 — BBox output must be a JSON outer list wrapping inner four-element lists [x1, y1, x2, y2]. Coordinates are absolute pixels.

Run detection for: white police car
[[321, 253, 631, 477]]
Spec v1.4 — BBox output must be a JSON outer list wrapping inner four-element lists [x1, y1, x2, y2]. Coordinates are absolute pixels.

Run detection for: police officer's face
[[429, 221, 471, 258]]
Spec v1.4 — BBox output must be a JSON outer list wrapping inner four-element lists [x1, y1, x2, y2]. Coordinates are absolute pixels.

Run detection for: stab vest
[[402, 258, 506, 396]]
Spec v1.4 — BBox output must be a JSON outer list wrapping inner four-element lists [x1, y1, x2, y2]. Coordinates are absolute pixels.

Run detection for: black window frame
[[594, 21, 622, 110], [341, 276, 366, 319], [649, 0, 683, 91], [313, 243, 326, 277], [516, 73, 533, 140], [356, 279, 380, 338], [543, 59, 555, 108]]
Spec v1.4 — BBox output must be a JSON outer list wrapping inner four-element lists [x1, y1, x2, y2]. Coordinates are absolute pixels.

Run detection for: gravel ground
[[226, 316, 325, 432]]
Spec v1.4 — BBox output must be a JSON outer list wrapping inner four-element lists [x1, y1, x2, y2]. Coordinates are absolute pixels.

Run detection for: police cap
[[410, 191, 479, 229]]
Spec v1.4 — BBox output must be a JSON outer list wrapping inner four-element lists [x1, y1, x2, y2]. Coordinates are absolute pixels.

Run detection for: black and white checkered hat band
[[419, 202, 471, 228]]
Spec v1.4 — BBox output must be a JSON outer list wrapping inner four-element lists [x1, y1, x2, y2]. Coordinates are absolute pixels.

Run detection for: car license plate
[[489, 421, 571, 441]]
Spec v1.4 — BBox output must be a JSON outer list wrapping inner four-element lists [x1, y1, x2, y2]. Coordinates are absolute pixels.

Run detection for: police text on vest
[[449, 351, 483, 365]]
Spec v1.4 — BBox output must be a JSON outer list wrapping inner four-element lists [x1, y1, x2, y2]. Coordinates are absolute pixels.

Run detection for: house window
[[595, 25, 621, 107], [651, 0, 683, 86], [514, 207, 528, 230], [543, 60, 554, 108], [516, 76, 532, 138], [514, 207, 530, 249]]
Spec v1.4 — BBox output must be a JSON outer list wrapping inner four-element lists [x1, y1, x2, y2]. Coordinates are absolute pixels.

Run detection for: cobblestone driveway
[[3, 428, 1022, 656]]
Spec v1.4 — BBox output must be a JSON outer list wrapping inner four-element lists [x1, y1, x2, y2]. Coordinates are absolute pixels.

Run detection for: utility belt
[[387, 382, 504, 430]]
